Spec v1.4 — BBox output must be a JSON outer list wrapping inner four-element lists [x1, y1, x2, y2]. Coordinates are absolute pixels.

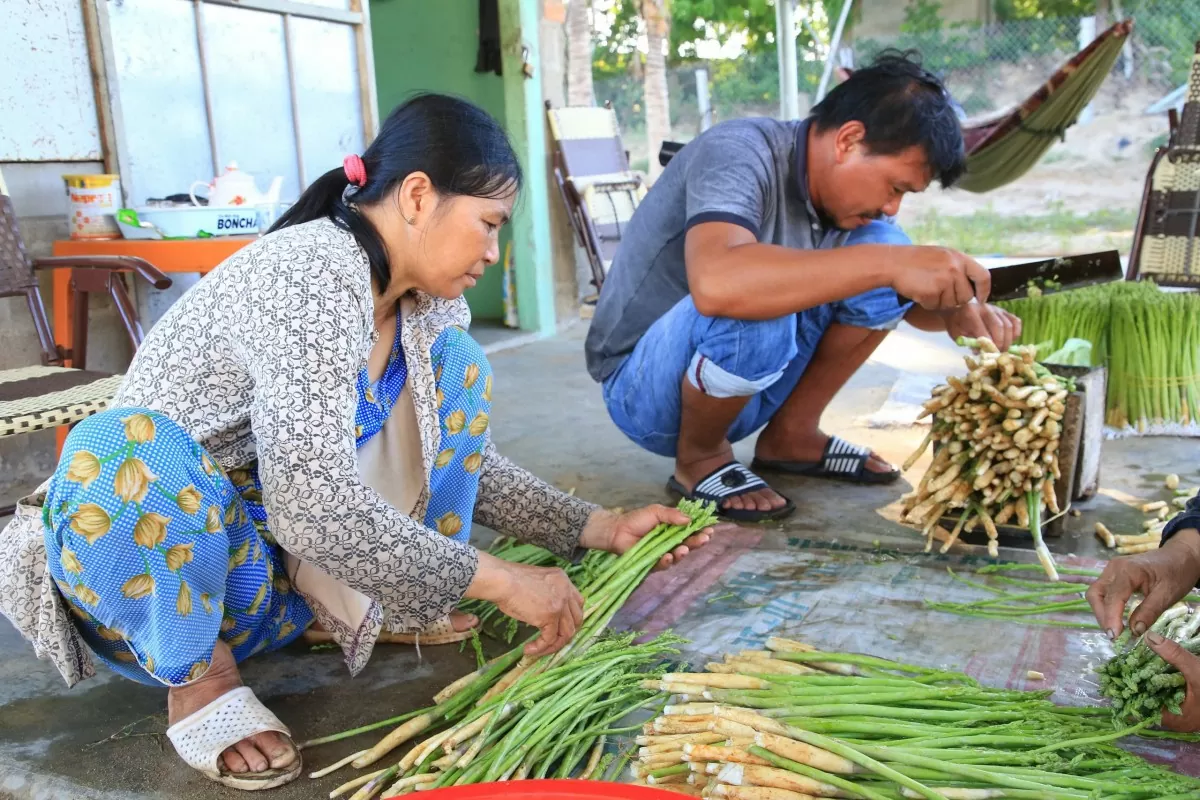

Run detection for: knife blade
[[986, 250, 1124, 303], [894, 250, 1124, 307]]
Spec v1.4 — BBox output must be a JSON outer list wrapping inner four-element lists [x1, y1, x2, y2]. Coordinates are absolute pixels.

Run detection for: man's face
[[819, 121, 934, 230]]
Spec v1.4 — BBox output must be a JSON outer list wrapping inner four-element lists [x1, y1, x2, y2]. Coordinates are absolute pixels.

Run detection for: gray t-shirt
[[584, 116, 849, 382]]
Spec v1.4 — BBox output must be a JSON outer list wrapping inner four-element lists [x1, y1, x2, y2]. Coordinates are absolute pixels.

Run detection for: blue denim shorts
[[601, 220, 912, 457]]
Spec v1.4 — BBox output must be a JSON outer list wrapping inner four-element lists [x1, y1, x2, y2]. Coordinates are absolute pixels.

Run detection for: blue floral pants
[[43, 324, 493, 687]]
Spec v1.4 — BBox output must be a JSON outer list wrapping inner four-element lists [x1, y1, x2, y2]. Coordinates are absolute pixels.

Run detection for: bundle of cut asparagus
[[636, 637, 1200, 799], [304, 499, 718, 799], [1099, 604, 1200, 726], [901, 337, 1071, 579], [1093, 478, 1198, 555], [457, 539, 618, 642]]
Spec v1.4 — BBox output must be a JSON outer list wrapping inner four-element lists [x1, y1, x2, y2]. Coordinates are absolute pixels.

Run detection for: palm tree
[[567, 0, 595, 106], [641, 0, 670, 180]]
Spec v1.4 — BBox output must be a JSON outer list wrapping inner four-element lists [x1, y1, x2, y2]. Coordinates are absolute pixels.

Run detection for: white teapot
[[190, 162, 283, 208]]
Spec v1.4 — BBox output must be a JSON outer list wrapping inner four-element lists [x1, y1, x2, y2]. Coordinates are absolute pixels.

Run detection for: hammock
[[836, 20, 1133, 193], [957, 19, 1133, 193]]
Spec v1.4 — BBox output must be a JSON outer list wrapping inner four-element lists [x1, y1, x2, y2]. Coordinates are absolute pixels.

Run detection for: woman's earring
[[405, 215, 416, 225]]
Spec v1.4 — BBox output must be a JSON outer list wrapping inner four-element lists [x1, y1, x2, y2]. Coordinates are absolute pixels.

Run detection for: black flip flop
[[752, 435, 900, 485], [666, 461, 796, 522]]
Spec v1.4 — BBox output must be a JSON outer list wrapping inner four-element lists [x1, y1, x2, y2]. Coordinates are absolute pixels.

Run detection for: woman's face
[[412, 188, 517, 300]]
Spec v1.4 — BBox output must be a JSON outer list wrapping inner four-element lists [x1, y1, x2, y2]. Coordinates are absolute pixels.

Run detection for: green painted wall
[[370, 0, 508, 321]]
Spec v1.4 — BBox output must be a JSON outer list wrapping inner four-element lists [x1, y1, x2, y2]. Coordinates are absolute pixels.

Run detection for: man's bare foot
[[674, 443, 788, 514], [167, 640, 295, 775], [755, 430, 895, 474]]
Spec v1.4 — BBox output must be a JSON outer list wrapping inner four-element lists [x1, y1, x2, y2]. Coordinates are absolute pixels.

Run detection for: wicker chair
[[1128, 40, 1200, 287], [0, 190, 171, 512]]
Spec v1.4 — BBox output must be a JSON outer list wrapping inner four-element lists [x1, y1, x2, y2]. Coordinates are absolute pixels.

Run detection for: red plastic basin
[[386, 779, 683, 799]]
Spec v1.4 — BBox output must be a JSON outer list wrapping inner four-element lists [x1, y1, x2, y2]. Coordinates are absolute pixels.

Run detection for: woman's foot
[[303, 612, 479, 646], [167, 640, 296, 775]]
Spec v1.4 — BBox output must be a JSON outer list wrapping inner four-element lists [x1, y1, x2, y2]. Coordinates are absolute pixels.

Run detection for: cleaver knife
[[896, 250, 1124, 306], [984, 249, 1124, 303]]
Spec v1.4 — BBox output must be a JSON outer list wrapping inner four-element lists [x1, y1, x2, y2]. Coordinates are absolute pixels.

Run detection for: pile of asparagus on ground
[[633, 637, 1200, 799], [901, 337, 1071, 579], [303, 499, 718, 799], [1093, 474, 1198, 555], [998, 281, 1200, 432], [1099, 604, 1200, 726]]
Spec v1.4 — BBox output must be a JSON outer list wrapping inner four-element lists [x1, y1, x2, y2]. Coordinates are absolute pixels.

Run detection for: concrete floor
[[1, 322, 1197, 799]]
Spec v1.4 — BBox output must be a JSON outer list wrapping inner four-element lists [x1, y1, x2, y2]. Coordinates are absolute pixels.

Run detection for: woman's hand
[[1145, 630, 1200, 732], [467, 554, 583, 657], [579, 505, 715, 571], [1086, 529, 1200, 639]]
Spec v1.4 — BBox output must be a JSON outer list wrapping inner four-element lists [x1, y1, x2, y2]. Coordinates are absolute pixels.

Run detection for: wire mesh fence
[[594, 1, 1198, 174]]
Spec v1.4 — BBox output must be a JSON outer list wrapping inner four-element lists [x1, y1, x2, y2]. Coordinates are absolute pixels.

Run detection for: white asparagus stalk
[[329, 769, 387, 800], [1095, 522, 1117, 548], [712, 786, 822, 800], [309, 749, 369, 779], [479, 658, 532, 704], [379, 774, 437, 798], [640, 751, 687, 769], [1142, 500, 1168, 513], [753, 732, 858, 775], [655, 716, 721, 735], [713, 719, 763, 740], [1118, 542, 1161, 555], [352, 713, 433, 768], [717, 763, 850, 797], [664, 673, 771, 689], [638, 732, 726, 747], [1165, 473, 1181, 490], [400, 727, 454, 771], [714, 706, 790, 735], [683, 743, 772, 767], [642, 734, 726, 755]]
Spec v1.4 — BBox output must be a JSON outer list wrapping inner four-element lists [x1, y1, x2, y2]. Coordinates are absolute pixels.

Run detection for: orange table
[[49, 237, 255, 452], [50, 237, 256, 360]]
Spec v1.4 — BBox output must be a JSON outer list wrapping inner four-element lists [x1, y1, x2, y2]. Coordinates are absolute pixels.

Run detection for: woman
[[1088, 491, 1200, 731], [0, 94, 708, 790]]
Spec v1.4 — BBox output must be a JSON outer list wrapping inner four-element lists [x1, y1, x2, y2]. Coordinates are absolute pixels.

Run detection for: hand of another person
[[889, 246, 992, 310], [579, 505, 716, 571], [944, 302, 1023, 351], [1145, 630, 1200, 732], [1086, 529, 1200, 639]]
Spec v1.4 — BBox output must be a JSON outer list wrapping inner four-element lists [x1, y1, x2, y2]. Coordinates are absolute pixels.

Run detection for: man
[[1087, 494, 1200, 731], [584, 51, 1022, 522]]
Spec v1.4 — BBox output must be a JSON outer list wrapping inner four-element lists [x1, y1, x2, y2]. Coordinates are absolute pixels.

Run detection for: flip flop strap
[[692, 462, 767, 500], [823, 436, 870, 477], [166, 686, 292, 778]]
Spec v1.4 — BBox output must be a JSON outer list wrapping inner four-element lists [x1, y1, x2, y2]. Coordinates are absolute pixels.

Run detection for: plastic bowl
[[134, 205, 260, 238], [388, 780, 684, 799]]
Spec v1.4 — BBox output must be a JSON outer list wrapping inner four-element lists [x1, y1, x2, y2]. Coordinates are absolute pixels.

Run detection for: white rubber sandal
[[165, 686, 302, 790]]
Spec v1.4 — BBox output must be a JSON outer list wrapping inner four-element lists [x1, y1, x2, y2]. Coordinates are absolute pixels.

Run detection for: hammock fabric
[[957, 19, 1133, 193], [837, 20, 1133, 193]]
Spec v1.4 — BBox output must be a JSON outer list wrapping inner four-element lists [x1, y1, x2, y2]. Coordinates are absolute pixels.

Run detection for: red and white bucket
[[64, 174, 121, 240]]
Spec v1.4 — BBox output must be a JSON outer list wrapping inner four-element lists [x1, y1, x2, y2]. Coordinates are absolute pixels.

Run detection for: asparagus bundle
[[1098, 605, 1200, 726], [1107, 287, 1200, 432], [998, 281, 1200, 433], [639, 638, 1200, 799], [306, 499, 719, 798], [901, 337, 1071, 578], [458, 539, 618, 642]]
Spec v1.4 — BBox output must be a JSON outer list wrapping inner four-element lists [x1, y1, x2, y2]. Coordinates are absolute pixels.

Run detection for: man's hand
[[1145, 630, 1200, 732], [580, 505, 716, 571], [1086, 529, 1200, 639], [943, 303, 1023, 351], [889, 246, 992, 310]]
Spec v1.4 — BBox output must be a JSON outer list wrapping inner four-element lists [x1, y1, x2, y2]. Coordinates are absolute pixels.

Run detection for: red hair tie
[[343, 154, 367, 187]]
